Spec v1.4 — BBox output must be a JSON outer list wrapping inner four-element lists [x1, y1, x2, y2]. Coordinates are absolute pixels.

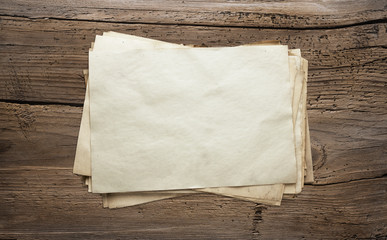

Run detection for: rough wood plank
[[0, 169, 385, 239], [0, 102, 81, 168], [0, 169, 257, 239], [0, 0, 386, 28], [308, 109, 387, 184], [1, 16, 386, 105], [258, 177, 387, 239], [1, 101, 386, 185]]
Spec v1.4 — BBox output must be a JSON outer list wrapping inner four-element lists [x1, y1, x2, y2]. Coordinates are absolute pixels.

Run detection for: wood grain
[[0, 168, 386, 239], [1, 16, 386, 105], [0, 0, 386, 238], [0, 0, 386, 28], [0, 102, 80, 169], [1, 98, 386, 183]]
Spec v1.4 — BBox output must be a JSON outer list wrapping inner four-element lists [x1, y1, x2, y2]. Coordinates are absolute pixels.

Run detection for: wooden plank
[[0, 168, 385, 239], [1, 101, 386, 185], [0, 168, 256, 239], [1, 16, 386, 105], [257, 177, 387, 239], [0, 0, 386, 28], [308, 109, 387, 184], [0, 102, 81, 168]]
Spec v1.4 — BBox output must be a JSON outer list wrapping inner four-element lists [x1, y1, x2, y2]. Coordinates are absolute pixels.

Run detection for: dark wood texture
[[1, 1, 386, 239]]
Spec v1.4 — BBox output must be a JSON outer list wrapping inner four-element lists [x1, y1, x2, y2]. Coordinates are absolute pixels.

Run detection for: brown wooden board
[[1, 17, 386, 105], [0, 1, 386, 238], [0, 0, 386, 28], [0, 168, 385, 239]]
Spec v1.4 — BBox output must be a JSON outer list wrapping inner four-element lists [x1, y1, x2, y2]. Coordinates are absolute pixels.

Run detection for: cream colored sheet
[[89, 44, 296, 193], [284, 57, 307, 194], [283, 52, 303, 194], [105, 183, 284, 208], [103, 192, 192, 209], [75, 35, 288, 204], [73, 32, 312, 208], [81, 61, 292, 206], [303, 59, 314, 184]]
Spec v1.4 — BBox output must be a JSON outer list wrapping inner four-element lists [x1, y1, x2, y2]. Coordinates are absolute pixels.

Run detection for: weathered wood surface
[[0, 1, 386, 239], [1, 168, 385, 239], [1, 16, 387, 105], [1, 0, 386, 28]]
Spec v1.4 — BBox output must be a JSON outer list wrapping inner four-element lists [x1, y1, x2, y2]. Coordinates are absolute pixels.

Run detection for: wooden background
[[1, 1, 386, 239]]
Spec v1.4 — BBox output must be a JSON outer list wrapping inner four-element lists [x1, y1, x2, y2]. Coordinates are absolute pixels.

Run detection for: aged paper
[[104, 192, 192, 208], [104, 184, 283, 208], [73, 33, 311, 207], [302, 59, 314, 184], [283, 55, 303, 194], [89, 45, 296, 193], [82, 56, 296, 206], [73, 72, 91, 176], [284, 57, 308, 194]]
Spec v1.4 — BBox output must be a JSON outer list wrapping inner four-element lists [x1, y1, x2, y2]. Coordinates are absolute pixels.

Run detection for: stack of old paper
[[73, 32, 313, 209]]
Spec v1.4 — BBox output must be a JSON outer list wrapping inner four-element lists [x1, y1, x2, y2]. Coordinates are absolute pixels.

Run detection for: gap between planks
[[1, 14, 387, 31]]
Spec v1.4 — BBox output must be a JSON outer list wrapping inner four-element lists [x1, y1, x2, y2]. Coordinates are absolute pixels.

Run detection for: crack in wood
[[251, 204, 267, 238], [0, 99, 83, 108], [312, 173, 387, 186], [0, 14, 386, 31]]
